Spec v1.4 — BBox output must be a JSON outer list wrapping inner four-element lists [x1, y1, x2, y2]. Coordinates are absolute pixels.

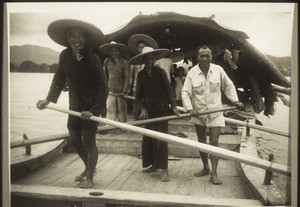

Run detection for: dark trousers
[[142, 118, 168, 169]]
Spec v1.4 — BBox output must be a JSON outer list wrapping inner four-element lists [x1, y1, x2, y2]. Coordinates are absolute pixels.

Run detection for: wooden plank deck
[[13, 152, 256, 200]]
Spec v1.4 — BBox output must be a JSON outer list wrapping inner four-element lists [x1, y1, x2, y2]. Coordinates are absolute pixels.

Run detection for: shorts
[[67, 115, 98, 132], [190, 113, 225, 128]]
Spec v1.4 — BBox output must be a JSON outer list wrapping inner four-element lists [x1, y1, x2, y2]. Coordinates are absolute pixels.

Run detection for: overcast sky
[[6, 2, 295, 57]]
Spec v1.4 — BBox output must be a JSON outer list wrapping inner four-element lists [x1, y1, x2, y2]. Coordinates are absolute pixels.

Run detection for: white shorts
[[190, 113, 225, 128]]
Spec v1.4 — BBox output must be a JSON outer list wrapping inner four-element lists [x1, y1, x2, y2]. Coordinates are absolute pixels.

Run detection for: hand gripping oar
[[44, 104, 290, 176]]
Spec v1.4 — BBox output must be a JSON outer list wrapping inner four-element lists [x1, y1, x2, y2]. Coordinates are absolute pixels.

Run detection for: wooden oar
[[109, 93, 135, 100], [271, 84, 291, 95], [45, 104, 291, 176], [224, 117, 290, 138], [10, 107, 235, 148], [178, 106, 290, 137], [97, 106, 236, 133]]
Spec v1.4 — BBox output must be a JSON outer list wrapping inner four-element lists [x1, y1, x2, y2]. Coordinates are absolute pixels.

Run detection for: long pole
[[177, 106, 290, 138], [10, 107, 235, 148], [98, 106, 236, 132], [225, 117, 290, 138], [45, 104, 290, 176]]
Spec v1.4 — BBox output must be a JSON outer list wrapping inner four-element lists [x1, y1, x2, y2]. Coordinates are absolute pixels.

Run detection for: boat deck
[[11, 119, 264, 206], [13, 152, 255, 199]]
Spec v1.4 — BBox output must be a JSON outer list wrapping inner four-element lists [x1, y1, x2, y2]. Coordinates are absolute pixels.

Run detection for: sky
[[6, 2, 296, 57]]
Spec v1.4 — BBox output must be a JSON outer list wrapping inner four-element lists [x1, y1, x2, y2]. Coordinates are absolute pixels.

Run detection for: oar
[[45, 104, 290, 176], [177, 106, 290, 138], [11, 107, 236, 148], [97, 106, 236, 133], [271, 84, 291, 95], [109, 92, 135, 100], [224, 117, 290, 138]]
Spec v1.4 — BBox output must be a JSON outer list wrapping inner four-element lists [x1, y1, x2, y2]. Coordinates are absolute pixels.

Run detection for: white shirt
[[182, 63, 238, 126]]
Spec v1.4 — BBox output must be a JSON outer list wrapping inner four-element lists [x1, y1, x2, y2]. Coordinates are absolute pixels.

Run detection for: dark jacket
[[46, 48, 108, 116], [135, 66, 176, 117]]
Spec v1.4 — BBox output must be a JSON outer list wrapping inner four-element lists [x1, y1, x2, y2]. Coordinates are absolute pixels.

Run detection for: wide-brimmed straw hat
[[47, 19, 105, 48], [128, 34, 158, 55], [99, 41, 130, 56], [129, 47, 170, 65]]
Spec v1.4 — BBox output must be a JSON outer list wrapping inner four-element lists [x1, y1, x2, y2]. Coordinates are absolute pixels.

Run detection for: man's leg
[[209, 127, 222, 185], [80, 126, 98, 188], [117, 96, 128, 122], [107, 94, 117, 121], [194, 124, 210, 177], [156, 120, 169, 182], [68, 116, 88, 181], [69, 130, 89, 181]]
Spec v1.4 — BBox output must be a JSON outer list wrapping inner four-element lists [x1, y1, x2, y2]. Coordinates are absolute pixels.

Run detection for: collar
[[72, 50, 83, 61], [196, 64, 212, 75]]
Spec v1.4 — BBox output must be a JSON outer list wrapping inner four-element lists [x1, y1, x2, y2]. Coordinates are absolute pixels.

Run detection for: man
[[127, 34, 158, 120], [99, 41, 130, 123], [37, 19, 108, 188], [182, 45, 243, 185], [129, 47, 180, 182]]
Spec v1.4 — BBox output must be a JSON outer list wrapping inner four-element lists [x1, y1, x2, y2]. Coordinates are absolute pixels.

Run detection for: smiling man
[[182, 45, 244, 185], [36, 19, 108, 188]]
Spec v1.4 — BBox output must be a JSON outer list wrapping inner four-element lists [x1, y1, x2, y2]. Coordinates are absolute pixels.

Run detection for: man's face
[[137, 42, 146, 54], [198, 48, 212, 68], [67, 27, 86, 50], [108, 47, 120, 59]]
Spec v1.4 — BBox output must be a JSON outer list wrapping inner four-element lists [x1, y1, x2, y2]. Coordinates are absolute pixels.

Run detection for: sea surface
[[9, 73, 292, 201], [10, 73, 69, 141]]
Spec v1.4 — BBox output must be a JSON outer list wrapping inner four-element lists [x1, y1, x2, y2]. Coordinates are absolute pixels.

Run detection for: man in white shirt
[[182, 45, 243, 185]]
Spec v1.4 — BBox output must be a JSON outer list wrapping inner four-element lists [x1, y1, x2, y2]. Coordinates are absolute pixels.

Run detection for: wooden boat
[[10, 12, 291, 206], [11, 105, 290, 206]]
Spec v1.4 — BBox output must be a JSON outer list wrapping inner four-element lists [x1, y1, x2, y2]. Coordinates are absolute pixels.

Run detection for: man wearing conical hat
[[36, 19, 108, 188], [129, 47, 180, 182], [99, 41, 130, 123], [127, 34, 158, 120]]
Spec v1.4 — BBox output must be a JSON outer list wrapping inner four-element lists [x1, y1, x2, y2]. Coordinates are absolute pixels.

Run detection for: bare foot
[[74, 168, 97, 181], [142, 166, 157, 173], [210, 174, 222, 185], [80, 178, 94, 188], [194, 169, 210, 177], [74, 170, 87, 181], [161, 169, 170, 182]]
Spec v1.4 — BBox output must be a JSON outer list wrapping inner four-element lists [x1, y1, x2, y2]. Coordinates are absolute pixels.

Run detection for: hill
[[10, 45, 60, 65]]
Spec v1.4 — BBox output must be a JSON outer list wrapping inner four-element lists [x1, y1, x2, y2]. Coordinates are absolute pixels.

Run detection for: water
[[10, 73, 69, 141]]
